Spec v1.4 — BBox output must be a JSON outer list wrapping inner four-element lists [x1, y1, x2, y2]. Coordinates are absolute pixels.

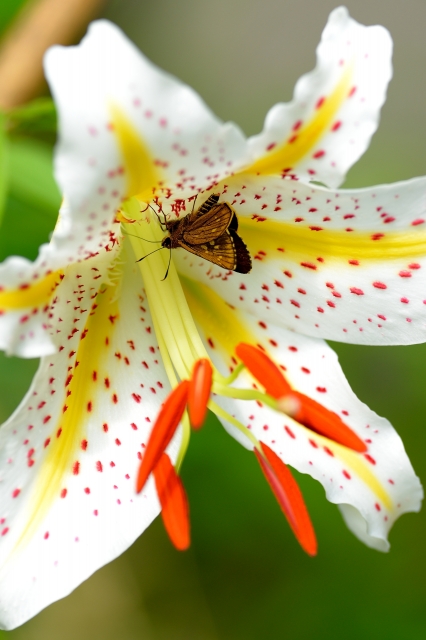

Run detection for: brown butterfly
[[159, 194, 252, 274]]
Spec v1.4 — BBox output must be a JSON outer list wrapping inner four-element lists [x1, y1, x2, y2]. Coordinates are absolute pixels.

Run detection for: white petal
[[0, 256, 176, 629], [45, 20, 247, 214], [246, 7, 392, 188], [0, 195, 121, 358], [182, 276, 422, 549], [174, 175, 426, 346]]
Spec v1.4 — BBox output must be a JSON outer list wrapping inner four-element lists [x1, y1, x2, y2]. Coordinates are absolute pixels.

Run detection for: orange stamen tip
[[235, 343, 292, 398], [136, 380, 190, 494], [292, 392, 367, 453], [188, 358, 213, 430], [154, 453, 190, 551], [256, 442, 317, 556]]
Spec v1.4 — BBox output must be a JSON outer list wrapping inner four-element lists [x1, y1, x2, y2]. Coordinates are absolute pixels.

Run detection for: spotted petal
[[173, 175, 426, 345], [0, 257, 177, 630], [245, 6, 392, 188], [182, 275, 422, 550], [0, 198, 120, 358], [44, 20, 247, 216]]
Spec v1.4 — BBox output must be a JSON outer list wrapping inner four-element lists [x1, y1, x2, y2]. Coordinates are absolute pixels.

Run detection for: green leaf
[[6, 97, 57, 139], [0, 112, 9, 227], [8, 136, 60, 213]]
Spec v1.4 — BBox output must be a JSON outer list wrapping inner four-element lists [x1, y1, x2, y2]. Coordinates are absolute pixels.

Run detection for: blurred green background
[[1, 0, 426, 638]]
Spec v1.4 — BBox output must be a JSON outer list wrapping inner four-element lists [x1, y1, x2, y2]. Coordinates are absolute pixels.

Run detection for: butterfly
[[159, 194, 252, 274]]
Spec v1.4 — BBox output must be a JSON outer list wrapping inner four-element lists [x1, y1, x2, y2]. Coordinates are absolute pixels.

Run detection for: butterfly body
[[161, 194, 252, 274]]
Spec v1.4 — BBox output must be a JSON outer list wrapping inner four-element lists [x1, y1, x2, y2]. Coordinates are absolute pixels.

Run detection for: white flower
[[0, 7, 423, 629]]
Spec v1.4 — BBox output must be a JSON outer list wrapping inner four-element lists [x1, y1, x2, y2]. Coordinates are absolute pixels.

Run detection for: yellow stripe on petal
[[244, 64, 353, 175], [0, 270, 63, 311], [181, 274, 256, 359], [239, 217, 426, 263], [16, 281, 120, 549], [109, 103, 162, 201], [323, 437, 392, 510]]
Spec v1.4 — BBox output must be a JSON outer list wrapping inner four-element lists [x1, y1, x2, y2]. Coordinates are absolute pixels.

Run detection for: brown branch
[[0, 0, 107, 109]]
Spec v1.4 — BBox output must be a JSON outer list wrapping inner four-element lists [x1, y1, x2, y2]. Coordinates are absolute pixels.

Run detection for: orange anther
[[236, 343, 366, 453], [153, 452, 190, 551], [235, 343, 292, 398], [188, 358, 213, 429], [255, 442, 317, 556], [136, 380, 189, 493], [288, 392, 367, 453]]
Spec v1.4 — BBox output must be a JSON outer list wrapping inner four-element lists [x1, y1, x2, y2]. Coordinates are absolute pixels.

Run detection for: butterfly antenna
[[161, 247, 173, 281], [190, 194, 198, 215], [148, 203, 169, 231], [122, 232, 162, 244], [136, 246, 165, 263]]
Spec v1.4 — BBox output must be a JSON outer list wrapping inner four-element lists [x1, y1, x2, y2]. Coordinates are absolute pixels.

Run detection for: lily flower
[[0, 7, 423, 629]]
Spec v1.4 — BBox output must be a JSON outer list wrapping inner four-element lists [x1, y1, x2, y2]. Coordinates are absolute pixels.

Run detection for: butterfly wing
[[183, 203, 234, 245], [178, 231, 238, 270], [230, 230, 252, 274]]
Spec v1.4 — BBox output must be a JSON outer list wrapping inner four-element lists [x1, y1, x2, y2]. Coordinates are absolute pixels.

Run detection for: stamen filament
[[213, 384, 280, 411], [208, 400, 259, 449], [176, 412, 191, 471]]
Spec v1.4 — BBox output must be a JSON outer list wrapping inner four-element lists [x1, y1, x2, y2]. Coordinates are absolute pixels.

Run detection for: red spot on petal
[[284, 426, 296, 439]]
